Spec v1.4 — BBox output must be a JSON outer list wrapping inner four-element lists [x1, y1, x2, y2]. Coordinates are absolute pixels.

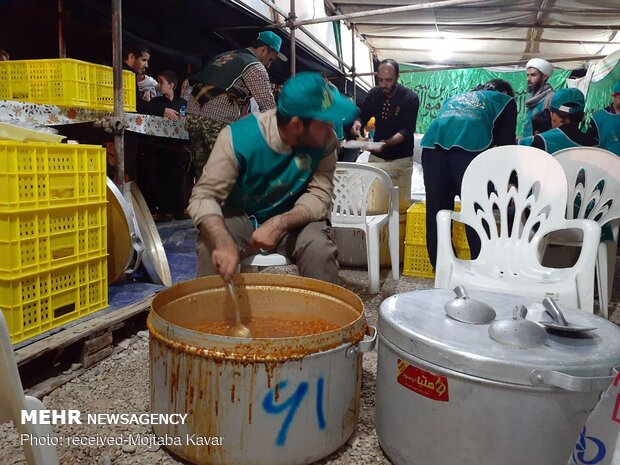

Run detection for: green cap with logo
[[612, 81, 620, 96], [257, 31, 287, 62], [278, 72, 358, 128], [550, 88, 585, 114]]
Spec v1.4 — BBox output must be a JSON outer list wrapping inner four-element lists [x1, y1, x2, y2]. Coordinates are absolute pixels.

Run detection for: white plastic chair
[[434, 145, 601, 313], [332, 162, 399, 294], [0, 312, 59, 465], [240, 252, 291, 269], [551, 147, 620, 318]]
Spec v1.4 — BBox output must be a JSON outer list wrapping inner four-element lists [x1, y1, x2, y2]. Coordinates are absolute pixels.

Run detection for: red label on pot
[[396, 359, 449, 402]]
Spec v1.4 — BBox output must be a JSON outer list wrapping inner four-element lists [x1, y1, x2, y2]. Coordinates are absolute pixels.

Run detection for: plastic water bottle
[[179, 105, 186, 117]]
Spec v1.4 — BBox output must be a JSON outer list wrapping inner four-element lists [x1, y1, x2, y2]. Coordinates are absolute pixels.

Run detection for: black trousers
[[422, 147, 481, 268]]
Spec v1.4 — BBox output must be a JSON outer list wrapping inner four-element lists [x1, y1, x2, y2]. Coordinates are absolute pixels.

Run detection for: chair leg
[[596, 243, 609, 319], [388, 214, 400, 280], [22, 396, 60, 465], [366, 225, 381, 294]]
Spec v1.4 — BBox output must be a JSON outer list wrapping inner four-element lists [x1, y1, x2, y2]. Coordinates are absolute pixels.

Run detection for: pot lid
[[379, 289, 620, 386], [123, 182, 172, 287], [106, 178, 141, 284]]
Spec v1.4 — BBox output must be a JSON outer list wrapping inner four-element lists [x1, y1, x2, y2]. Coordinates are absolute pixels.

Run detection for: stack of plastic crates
[[0, 58, 136, 112], [0, 141, 108, 343], [403, 202, 471, 278]]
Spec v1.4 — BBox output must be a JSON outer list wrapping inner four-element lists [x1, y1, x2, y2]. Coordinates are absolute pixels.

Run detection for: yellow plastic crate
[[0, 59, 136, 112], [405, 202, 466, 246], [0, 203, 106, 278], [403, 242, 434, 278], [0, 141, 106, 211], [1, 256, 107, 344], [403, 242, 471, 279]]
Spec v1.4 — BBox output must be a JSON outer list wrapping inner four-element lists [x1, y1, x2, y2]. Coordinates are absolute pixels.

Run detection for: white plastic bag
[[567, 371, 620, 465]]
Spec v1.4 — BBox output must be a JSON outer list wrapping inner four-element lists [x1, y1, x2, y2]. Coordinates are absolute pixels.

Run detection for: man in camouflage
[[183, 31, 287, 180]]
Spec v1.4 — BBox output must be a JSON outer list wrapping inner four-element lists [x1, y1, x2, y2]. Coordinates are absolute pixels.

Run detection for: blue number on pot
[[262, 377, 326, 446]]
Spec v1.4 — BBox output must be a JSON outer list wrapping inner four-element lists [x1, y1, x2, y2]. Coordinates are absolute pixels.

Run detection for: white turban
[[526, 58, 554, 78]]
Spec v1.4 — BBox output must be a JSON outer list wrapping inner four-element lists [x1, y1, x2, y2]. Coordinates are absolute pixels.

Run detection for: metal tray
[[106, 178, 144, 284], [123, 181, 172, 287]]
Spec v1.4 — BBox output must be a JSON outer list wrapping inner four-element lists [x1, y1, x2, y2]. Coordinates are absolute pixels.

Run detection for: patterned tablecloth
[[0, 100, 189, 140]]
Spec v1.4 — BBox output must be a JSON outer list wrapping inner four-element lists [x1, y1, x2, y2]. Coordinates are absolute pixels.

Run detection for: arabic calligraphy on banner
[[396, 359, 449, 402], [0, 100, 188, 140]]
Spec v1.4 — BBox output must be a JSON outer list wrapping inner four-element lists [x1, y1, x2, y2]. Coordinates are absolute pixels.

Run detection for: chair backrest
[[553, 147, 620, 228], [332, 162, 395, 223], [459, 145, 569, 268]]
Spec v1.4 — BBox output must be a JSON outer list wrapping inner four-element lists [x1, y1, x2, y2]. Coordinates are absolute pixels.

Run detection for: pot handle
[[529, 367, 619, 392], [346, 326, 377, 358]]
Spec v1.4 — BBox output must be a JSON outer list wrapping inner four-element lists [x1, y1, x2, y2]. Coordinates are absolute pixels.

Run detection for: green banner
[[583, 62, 620, 125], [398, 65, 571, 136]]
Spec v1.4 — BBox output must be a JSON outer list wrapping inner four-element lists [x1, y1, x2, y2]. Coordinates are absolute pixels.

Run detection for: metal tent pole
[[289, 0, 296, 76], [112, 0, 125, 183], [351, 26, 356, 103], [337, 54, 606, 78], [277, 0, 478, 27], [58, 0, 66, 58], [257, 0, 351, 72]]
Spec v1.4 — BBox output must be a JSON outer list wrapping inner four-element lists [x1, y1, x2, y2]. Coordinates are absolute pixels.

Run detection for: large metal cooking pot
[[376, 289, 620, 465], [149, 273, 375, 465]]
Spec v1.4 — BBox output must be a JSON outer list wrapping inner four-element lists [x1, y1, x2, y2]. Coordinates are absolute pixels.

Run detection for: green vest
[[189, 49, 261, 105], [518, 135, 535, 147], [592, 109, 620, 156], [537, 128, 583, 154], [226, 114, 326, 225], [523, 99, 547, 138], [421, 90, 512, 152]]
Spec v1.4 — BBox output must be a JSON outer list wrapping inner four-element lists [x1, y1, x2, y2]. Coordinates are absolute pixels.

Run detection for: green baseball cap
[[550, 88, 585, 114], [278, 72, 358, 128], [612, 81, 620, 96], [257, 31, 287, 62]]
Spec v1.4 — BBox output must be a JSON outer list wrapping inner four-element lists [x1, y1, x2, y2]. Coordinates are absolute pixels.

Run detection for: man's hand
[[200, 215, 239, 282], [250, 217, 286, 251], [369, 142, 384, 155], [350, 120, 362, 137], [211, 246, 239, 283], [164, 108, 179, 121]]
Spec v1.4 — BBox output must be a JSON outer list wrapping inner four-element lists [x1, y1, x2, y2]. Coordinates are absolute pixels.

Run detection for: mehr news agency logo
[[19, 410, 224, 447]]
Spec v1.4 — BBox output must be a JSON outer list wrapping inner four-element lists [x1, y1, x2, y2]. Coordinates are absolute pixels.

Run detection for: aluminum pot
[[149, 273, 375, 465], [376, 289, 620, 465]]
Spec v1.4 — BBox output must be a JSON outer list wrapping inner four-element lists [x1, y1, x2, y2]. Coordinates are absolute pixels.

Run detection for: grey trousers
[[195, 215, 339, 284]]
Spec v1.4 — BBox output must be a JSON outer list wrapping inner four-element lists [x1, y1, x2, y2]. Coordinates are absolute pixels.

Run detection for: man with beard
[[188, 73, 357, 284], [185, 31, 285, 180], [523, 58, 555, 138], [587, 81, 620, 156], [351, 59, 420, 160]]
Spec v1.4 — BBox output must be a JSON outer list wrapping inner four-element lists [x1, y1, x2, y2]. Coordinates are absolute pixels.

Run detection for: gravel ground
[[1, 265, 618, 465], [0, 268, 433, 465]]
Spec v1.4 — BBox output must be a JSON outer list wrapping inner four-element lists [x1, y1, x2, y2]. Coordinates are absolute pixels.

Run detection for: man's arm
[[352, 90, 374, 135], [493, 99, 518, 146], [531, 134, 546, 151], [198, 215, 239, 282], [187, 127, 240, 280], [252, 136, 338, 249], [242, 64, 276, 111], [250, 204, 315, 251], [372, 90, 419, 153], [586, 115, 600, 143]]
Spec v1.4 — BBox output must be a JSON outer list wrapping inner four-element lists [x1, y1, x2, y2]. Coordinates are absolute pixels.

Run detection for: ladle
[[488, 305, 547, 348], [444, 285, 496, 324], [226, 280, 251, 338], [539, 297, 597, 333]]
